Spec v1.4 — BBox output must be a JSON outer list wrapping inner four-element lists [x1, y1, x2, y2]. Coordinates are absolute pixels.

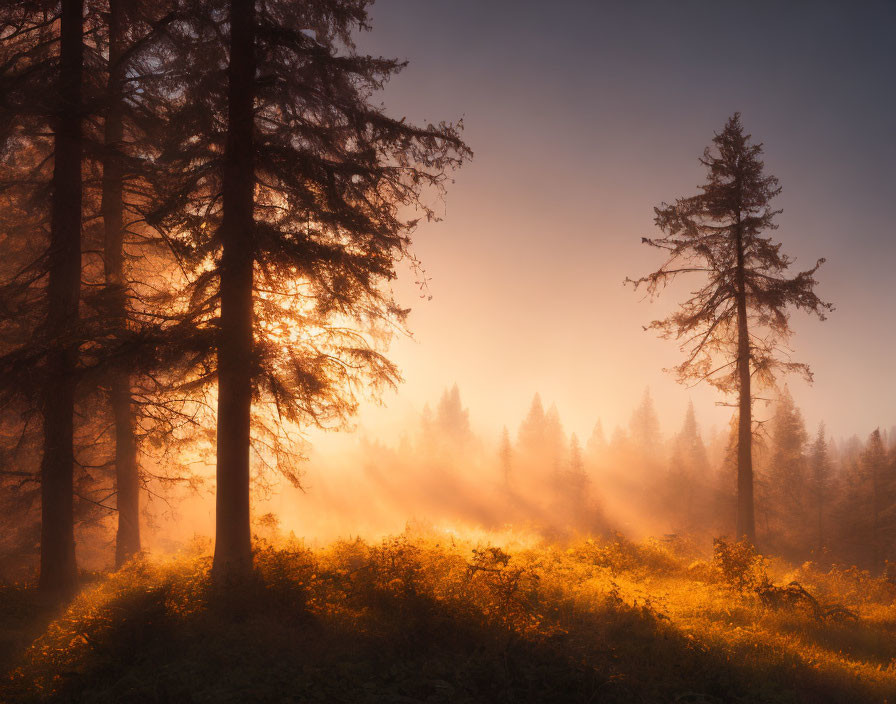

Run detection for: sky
[[314, 0, 895, 448]]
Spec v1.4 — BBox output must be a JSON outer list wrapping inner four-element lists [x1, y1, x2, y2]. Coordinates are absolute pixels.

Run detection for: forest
[[2, 0, 895, 702]]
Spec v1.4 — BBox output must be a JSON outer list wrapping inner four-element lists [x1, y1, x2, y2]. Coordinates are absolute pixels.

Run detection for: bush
[[712, 538, 767, 592]]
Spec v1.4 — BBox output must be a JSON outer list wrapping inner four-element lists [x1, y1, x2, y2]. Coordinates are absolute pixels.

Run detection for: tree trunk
[[39, 0, 83, 595], [872, 464, 881, 571], [734, 219, 755, 544], [211, 0, 256, 580], [103, 0, 141, 568]]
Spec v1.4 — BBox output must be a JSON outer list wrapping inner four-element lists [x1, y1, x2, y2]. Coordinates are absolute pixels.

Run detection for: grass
[[2, 530, 896, 703]]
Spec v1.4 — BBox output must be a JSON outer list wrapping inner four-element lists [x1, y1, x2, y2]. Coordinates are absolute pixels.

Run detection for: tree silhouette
[[499, 427, 512, 487], [435, 385, 472, 446], [147, 0, 470, 578], [43, 0, 84, 595], [808, 423, 831, 552], [629, 388, 662, 460], [628, 113, 832, 543], [669, 401, 709, 529], [96, 0, 183, 567], [517, 394, 547, 454], [763, 387, 809, 553], [862, 430, 890, 570]]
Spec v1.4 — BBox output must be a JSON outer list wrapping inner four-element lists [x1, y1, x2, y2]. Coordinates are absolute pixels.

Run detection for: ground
[[2, 530, 895, 703]]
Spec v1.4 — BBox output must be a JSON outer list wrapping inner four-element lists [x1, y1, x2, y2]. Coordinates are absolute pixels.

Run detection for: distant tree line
[[375, 385, 896, 573]]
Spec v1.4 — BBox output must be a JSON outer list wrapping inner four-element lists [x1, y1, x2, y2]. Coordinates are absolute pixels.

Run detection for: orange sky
[[295, 0, 896, 452]]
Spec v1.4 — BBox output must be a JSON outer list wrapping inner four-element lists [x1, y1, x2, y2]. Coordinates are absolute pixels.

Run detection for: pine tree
[[808, 423, 831, 552], [543, 404, 567, 472], [96, 0, 181, 567], [147, 0, 470, 578], [499, 426, 512, 487], [569, 433, 585, 477], [586, 420, 606, 456], [669, 401, 709, 529], [517, 393, 547, 455], [764, 387, 809, 553], [863, 430, 890, 570], [41, 0, 84, 595], [435, 385, 472, 446], [628, 113, 832, 543], [561, 433, 589, 522], [629, 388, 662, 460]]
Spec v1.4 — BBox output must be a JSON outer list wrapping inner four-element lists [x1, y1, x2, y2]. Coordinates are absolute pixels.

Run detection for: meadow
[[2, 528, 895, 703]]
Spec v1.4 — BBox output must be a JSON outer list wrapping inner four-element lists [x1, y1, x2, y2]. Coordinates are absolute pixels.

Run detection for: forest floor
[[1, 529, 896, 703]]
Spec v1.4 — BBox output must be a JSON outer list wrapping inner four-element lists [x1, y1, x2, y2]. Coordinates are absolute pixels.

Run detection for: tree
[[557, 433, 589, 524], [210, 0, 257, 580], [99, 0, 140, 570], [39, 0, 84, 595], [566, 433, 586, 496], [96, 0, 177, 568], [763, 387, 809, 553], [517, 393, 547, 455], [629, 388, 662, 460], [669, 401, 710, 529], [863, 430, 890, 570], [808, 423, 831, 552], [149, 0, 470, 579], [543, 404, 566, 472], [498, 426, 512, 487], [586, 420, 606, 456], [434, 384, 472, 447], [627, 113, 832, 543]]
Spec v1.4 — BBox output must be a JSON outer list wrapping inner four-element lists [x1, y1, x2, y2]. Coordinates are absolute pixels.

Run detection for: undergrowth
[[2, 531, 895, 703]]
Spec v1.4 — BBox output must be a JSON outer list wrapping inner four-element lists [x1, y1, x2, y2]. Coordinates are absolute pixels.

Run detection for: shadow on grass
[[1, 545, 892, 704]]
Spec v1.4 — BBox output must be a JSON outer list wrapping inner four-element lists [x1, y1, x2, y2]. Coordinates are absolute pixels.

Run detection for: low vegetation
[[2, 530, 895, 703]]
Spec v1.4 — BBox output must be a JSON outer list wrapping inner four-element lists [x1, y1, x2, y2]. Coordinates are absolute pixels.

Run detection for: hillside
[[2, 530, 895, 703]]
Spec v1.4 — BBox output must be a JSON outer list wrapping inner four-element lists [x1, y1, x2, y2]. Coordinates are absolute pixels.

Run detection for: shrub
[[712, 538, 767, 592]]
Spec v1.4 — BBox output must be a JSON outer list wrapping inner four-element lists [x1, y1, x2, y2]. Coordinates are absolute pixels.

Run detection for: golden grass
[[4, 529, 896, 702]]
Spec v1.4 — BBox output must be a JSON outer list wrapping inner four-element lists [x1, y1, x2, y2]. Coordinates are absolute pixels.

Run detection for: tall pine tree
[[628, 114, 832, 543], [147, 0, 470, 578]]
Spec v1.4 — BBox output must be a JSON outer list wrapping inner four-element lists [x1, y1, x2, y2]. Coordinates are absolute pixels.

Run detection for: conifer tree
[[569, 433, 585, 477], [560, 433, 589, 522], [628, 113, 832, 543], [518, 394, 547, 454], [764, 387, 809, 552], [435, 385, 472, 446], [669, 401, 709, 528], [148, 0, 470, 578], [863, 430, 890, 570], [499, 426, 513, 487], [95, 0, 181, 567], [0, 0, 89, 595], [808, 423, 831, 552], [629, 388, 662, 460], [543, 404, 567, 472], [38, 0, 84, 594], [586, 420, 606, 456]]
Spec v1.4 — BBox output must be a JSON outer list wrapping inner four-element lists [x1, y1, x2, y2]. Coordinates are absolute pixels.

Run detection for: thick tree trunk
[[39, 0, 83, 595], [734, 222, 755, 544], [103, 0, 141, 568], [212, 0, 256, 580]]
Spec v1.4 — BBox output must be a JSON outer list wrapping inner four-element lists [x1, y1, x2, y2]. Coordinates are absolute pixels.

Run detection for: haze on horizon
[[321, 0, 896, 447]]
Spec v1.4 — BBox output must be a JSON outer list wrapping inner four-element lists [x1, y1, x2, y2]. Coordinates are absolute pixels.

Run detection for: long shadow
[[3, 572, 893, 704], [0, 584, 67, 680]]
